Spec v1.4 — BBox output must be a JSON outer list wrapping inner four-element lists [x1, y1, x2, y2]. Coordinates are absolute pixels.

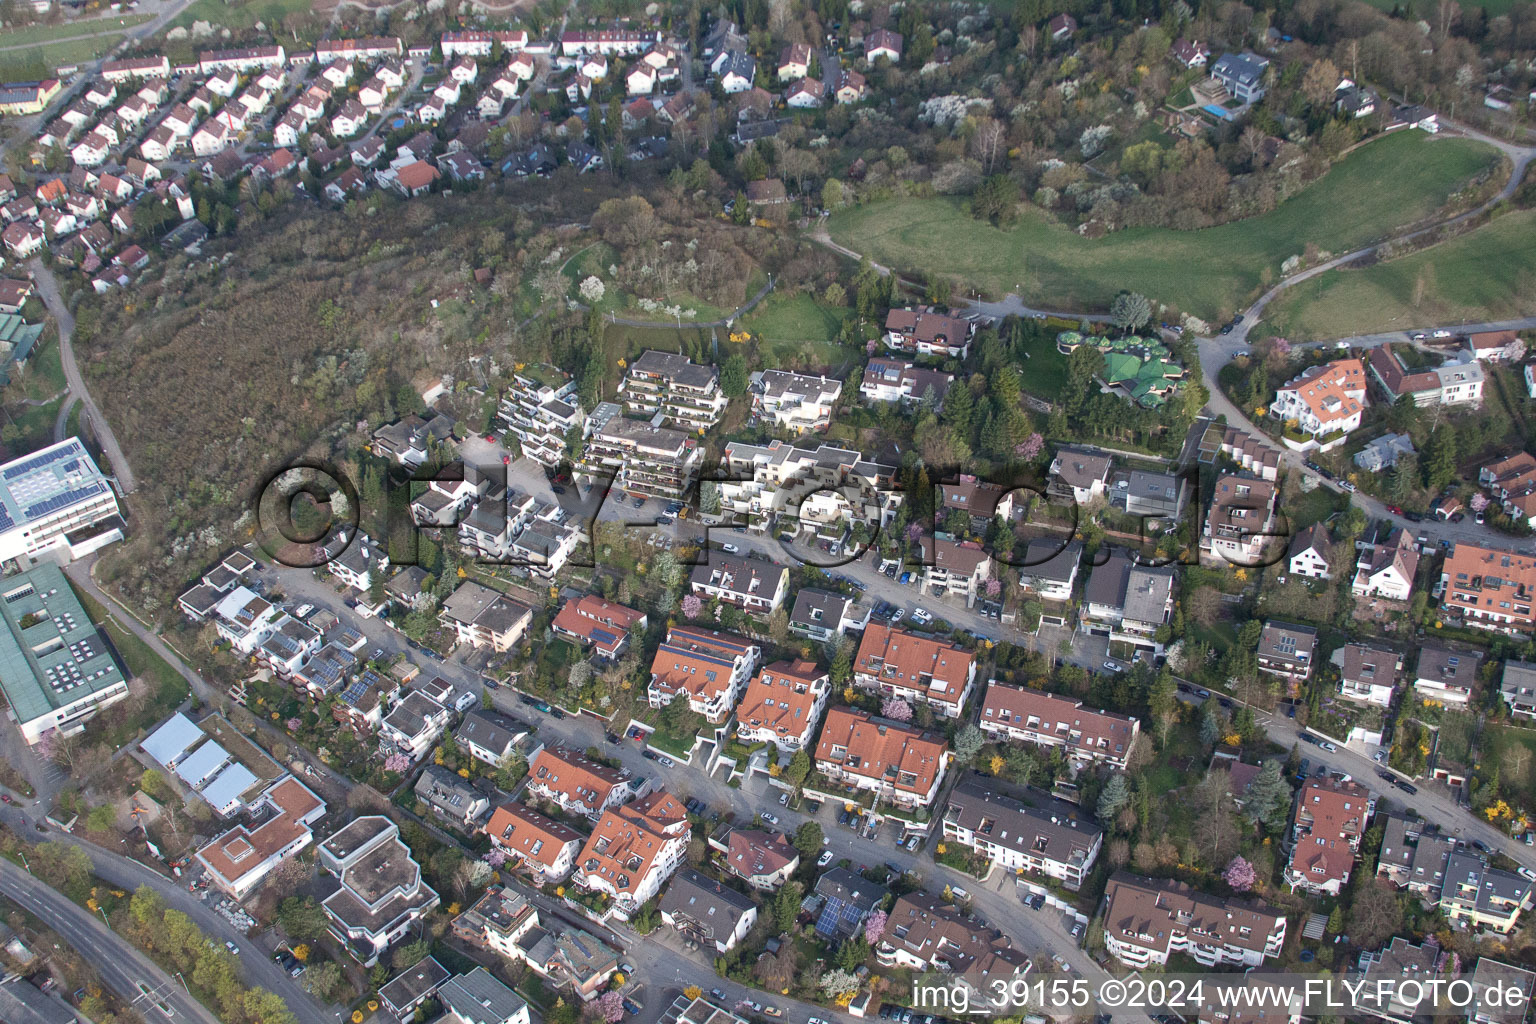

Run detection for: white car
[[1320, 741, 1338, 753], [910, 608, 933, 625], [1433, 329, 1453, 339], [721, 543, 740, 554], [1335, 341, 1350, 350], [760, 811, 779, 825], [817, 850, 834, 867]]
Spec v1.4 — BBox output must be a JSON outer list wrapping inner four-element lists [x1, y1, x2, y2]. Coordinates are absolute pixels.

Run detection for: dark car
[[622, 999, 642, 1016], [1404, 511, 1425, 522], [1473, 839, 1493, 855], [1377, 770, 1395, 783], [642, 750, 658, 760], [1396, 780, 1418, 795], [1220, 324, 1232, 335], [605, 733, 621, 745]]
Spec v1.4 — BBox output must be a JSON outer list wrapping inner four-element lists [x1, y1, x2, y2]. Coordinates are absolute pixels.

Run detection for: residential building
[[1210, 52, 1270, 103], [1048, 12, 1078, 38], [1171, 38, 1210, 67], [1080, 550, 1176, 651], [1442, 850, 1532, 933], [1352, 527, 1419, 602], [734, 657, 830, 751], [380, 689, 450, 762], [1500, 660, 1536, 720], [866, 28, 903, 61], [978, 681, 1140, 770], [916, 536, 993, 607], [525, 746, 638, 818], [1354, 937, 1448, 1024], [659, 869, 757, 953], [371, 412, 453, 468], [858, 357, 953, 407], [812, 867, 889, 939], [1355, 432, 1416, 473], [194, 776, 326, 900], [497, 364, 586, 469], [619, 350, 727, 431], [787, 589, 868, 642], [579, 405, 701, 500], [709, 827, 798, 890], [1287, 523, 1332, 579], [646, 625, 761, 723], [1257, 622, 1318, 688], [1202, 473, 1278, 567], [715, 50, 756, 92], [1047, 447, 1113, 504], [485, 802, 584, 885], [1468, 330, 1524, 363], [379, 958, 450, 1021], [450, 886, 539, 961], [1333, 643, 1403, 706], [1375, 813, 1455, 896], [1469, 959, 1536, 1024], [941, 780, 1102, 890], [1018, 539, 1083, 604], [883, 306, 974, 358], [506, 519, 581, 580], [1111, 469, 1188, 520], [718, 439, 901, 536], [438, 968, 530, 1024], [443, 30, 531, 57], [1100, 873, 1286, 969], [941, 475, 1016, 524], [812, 707, 951, 809], [0, 437, 124, 565], [749, 370, 840, 433], [0, 563, 129, 744], [552, 594, 647, 661], [455, 707, 533, 766], [1284, 777, 1372, 895], [1479, 452, 1536, 527], [1268, 358, 1367, 448], [1440, 542, 1536, 633], [517, 920, 621, 1002], [876, 890, 1032, 981], [415, 764, 491, 829], [318, 816, 440, 966], [440, 582, 533, 652], [1368, 344, 1484, 407], [1414, 644, 1483, 704], [852, 624, 976, 719], [573, 791, 690, 914], [688, 553, 789, 615], [103, 55, 172, 80], [198, 45, 287, 73]]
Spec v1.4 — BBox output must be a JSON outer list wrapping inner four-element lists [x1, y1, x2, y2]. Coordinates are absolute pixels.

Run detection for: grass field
[[0, 13, 151, 47], [170, 0, 315, 31], [824, 131, 1498, 320], [1260, 209, 1536, 339], [0, 30, 139, 78]]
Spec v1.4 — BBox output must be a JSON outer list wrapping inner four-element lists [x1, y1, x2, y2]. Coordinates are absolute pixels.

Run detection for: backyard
[[825, 131, 1499, 319], [1259, 209, 1536, 338]]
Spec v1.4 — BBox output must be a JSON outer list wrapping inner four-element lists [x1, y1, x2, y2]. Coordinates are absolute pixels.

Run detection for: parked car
[[657, 756, 675, 768], [1396, 780, 1419, 795], [721, 542, 740, 554], [778, 791, 789, 805], [225, 940, 240, 955], [818, 850, 835, 867], [1102, 659, 1126, 673], [761, 812, 779, 825], [641, 750, 658, 761], [910, 608, 933, 625], [1340, 481, 1357, 493], [1377, 770, 1395, 783], [1320, 740, 1338, 752]]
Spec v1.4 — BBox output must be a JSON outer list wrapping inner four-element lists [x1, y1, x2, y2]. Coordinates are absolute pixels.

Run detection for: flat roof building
[[0, 438, 124, 566], [0, 562, 128, 743]]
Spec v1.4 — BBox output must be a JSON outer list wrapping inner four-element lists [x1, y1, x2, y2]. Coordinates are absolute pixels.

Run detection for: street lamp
[[98, 906, 110, 930], [174, 973, 189, 995], [18, 851, 28, 874]]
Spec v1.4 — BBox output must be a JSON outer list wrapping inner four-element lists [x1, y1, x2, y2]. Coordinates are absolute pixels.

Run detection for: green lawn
[[169, 0, 315, 32], [0, 13, 151, 47], [1261, 209, 1536, 339], [0, 32, 134, 78], [742, 292, 850, 344], [1482, 725, 1536, 808], [824, 131, 1498, 320]]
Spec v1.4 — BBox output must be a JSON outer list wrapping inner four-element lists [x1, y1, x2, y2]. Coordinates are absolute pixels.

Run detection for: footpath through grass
[[1260, 208, 1536, 338], [825, 131, 1497, 319]]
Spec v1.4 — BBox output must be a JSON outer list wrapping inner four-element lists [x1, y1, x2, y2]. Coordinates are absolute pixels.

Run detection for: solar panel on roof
[[3, 442, 78, 480], [24, 481, 104, 520]]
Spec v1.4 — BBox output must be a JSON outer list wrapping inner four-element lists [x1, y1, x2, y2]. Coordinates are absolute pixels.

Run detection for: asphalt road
[[0, 854, 217, 1024]]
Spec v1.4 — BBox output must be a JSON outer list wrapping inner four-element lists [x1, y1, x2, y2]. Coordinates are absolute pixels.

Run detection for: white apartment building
[[749, 370, 840, 433], [1101, 873, 1286, 969], [0, 437, 124, 566], [319, 816, 441, 966], [718, 440, 901, 535], [942, 781, 1102, 890], [498, 365, 586, 468], [379, 689, 451, 762], [619, 350, 727, 431], [579, 404, 701, 500]]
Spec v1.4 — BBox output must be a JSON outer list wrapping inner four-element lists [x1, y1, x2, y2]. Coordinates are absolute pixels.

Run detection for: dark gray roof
[[1020, 539, 1082, 585], [1083, 549, 1133, 609], [660, 868, 756, 940], [789, 588, 852, 627], [1416, 644, 1483, 686], [1122, 565, 1175, 624], [943, 780, 1100, 867], [456, 707, 528, 759], [378, 956, 449, 1014], [814, 866, 888, 916]]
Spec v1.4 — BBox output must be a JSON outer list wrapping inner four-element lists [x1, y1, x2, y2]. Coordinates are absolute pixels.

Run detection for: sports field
[[824, 130, 1498, 320], [1260, 209, 1536, 338]]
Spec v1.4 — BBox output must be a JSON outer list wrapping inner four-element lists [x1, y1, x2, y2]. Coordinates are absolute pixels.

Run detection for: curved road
[[27, 261, 136, 493], [0, 855, 218, 1024]]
